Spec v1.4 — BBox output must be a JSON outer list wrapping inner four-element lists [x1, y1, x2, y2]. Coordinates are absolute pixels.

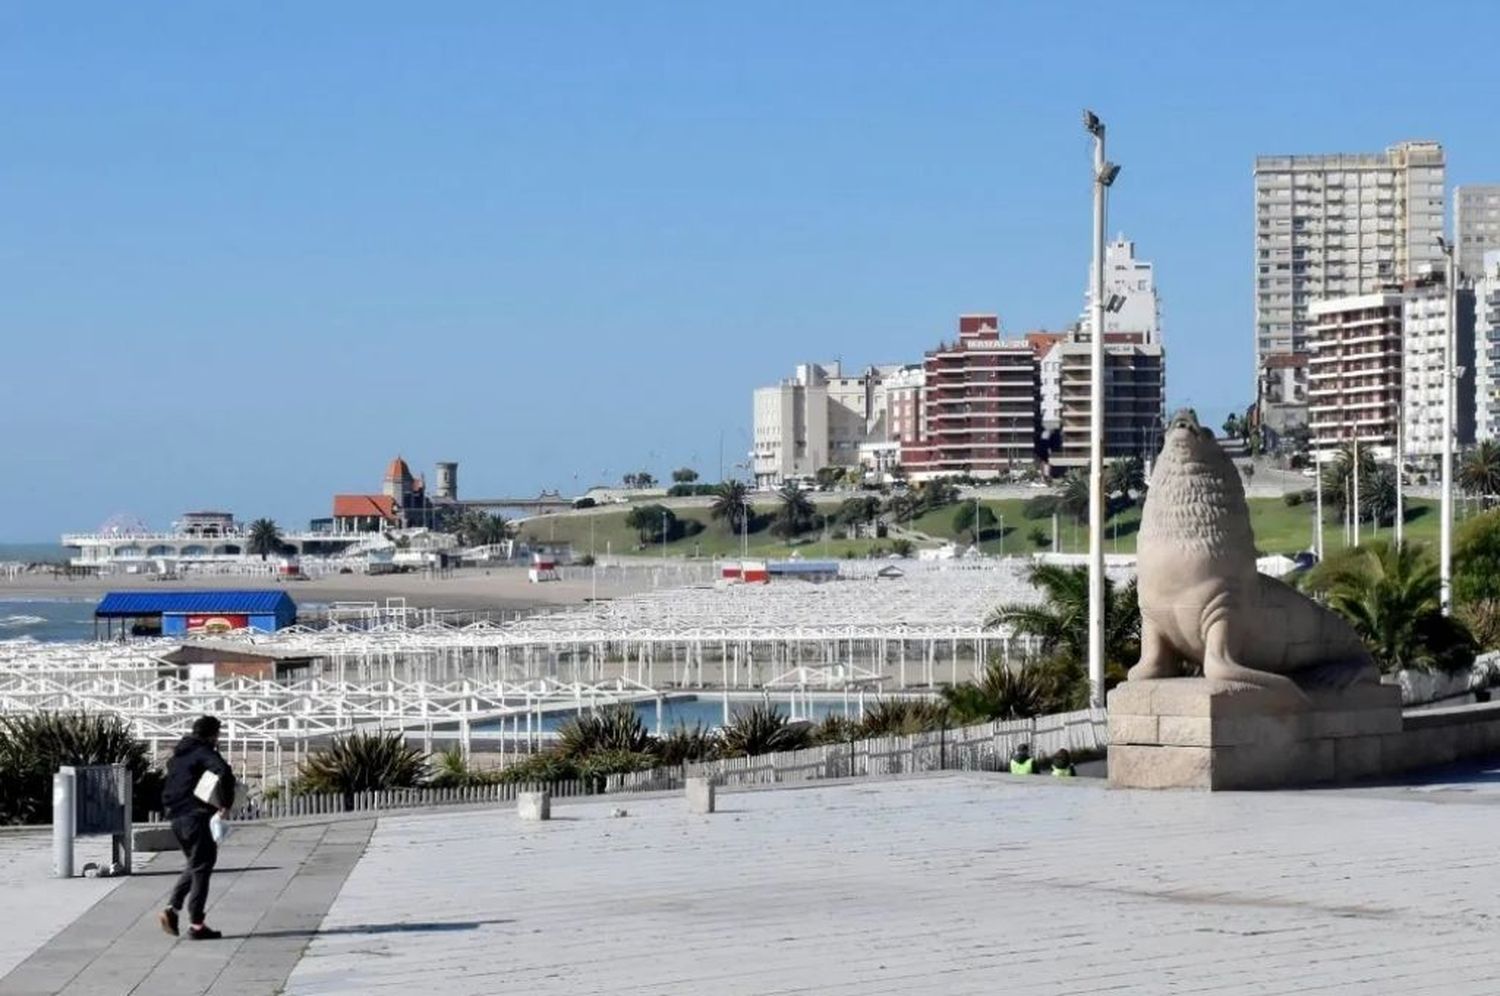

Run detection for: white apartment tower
[[1456, 185, 1500, 280], [1080, 236, 1161, 344], [1254, 142, 1445, 369], [1473, 250, 1500, 442], [1401, 272, 1476, 467], [1307, 293, 1404, 462]]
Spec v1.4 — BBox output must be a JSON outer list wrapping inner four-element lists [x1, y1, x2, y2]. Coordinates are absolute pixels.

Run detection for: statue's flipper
[[1128, 617, 1184, 680], [1202, 618, 1310, 706]]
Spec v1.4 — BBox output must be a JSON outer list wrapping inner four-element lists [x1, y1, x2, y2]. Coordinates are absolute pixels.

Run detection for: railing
[[188, 779, 602, 822], [606, 706, 1108, 793]]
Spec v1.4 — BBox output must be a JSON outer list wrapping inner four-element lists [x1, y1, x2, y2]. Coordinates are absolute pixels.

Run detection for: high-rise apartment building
[[899, 315, 1039, 480], [1471, 251, 1500, 443], [1456, 186, 1500, 280], [1081, 236, 1161, 344], [1401, 272, 1475, 466], [1306, 294, 1404, 461], [1048, 338, 1165, 470], [1254, 142, 1445, 383]]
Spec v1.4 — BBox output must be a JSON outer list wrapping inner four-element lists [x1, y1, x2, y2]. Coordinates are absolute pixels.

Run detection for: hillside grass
[[516, 495, 1457, 559]]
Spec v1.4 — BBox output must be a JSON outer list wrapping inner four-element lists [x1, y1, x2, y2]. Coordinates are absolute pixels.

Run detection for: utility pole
[[1438, 237, 1457, 615], [1314, 453, 1324, 560], [1395, 397, 1404, 549], [1352, 437, 1360, 548], [1084, 109, 1119, 707]]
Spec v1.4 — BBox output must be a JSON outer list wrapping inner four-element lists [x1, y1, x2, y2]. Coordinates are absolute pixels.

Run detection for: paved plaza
[[5, 771, 1500, 995]]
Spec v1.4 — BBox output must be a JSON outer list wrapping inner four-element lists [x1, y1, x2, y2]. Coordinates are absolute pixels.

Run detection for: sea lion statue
[[1128, 409, 1378, 698]]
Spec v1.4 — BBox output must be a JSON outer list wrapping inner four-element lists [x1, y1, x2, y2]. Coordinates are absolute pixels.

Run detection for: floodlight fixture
[[1083, 109, 1103, 136], [1099, 162, 1121, 186]]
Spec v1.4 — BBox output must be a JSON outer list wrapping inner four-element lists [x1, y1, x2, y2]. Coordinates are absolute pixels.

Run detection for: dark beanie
[[192, 716, 222, 739]]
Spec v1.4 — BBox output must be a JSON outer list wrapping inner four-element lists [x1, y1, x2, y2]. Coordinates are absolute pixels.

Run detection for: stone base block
[[685, 777, 715, 814], [517, 791, 551, 821], [132, 826, 178, 852], [1108, 678, 1403, 790]]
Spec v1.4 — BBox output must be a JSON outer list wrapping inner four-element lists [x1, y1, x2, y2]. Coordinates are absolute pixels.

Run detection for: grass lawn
[[517, 495, 1459, 560]]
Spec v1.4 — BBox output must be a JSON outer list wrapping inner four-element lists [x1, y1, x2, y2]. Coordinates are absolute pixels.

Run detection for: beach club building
[[93, 590, 297, 639]]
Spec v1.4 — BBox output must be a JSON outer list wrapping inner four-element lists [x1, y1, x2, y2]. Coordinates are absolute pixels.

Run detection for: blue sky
[[3, 1, 1498, 539]]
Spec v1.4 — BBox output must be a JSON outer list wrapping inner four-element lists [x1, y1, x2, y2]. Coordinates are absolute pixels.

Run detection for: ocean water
[[476, 695, 853, 734], [0, 543, 70, 564], [0, 599, 98, 643]]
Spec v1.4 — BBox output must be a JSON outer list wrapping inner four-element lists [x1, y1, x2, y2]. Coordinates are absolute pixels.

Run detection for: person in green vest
[[1009, 743, 1035, 775], [1050, 748, 1077, 777]]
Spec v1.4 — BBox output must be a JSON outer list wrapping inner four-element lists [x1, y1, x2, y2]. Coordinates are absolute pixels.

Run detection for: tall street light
[[1085, 108, 1120, 707], [1438, 237, 1457, 615]]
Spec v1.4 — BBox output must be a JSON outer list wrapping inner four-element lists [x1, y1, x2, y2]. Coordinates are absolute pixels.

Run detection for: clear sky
[[4, 1, 1498, 540]]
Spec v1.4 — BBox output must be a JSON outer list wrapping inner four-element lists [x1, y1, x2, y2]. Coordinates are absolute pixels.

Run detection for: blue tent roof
[[95, 590, 297, 618]]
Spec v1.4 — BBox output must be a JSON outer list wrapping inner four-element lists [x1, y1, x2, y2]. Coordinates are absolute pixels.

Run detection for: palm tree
[[247, 518, 284, 561], [1105, 456, 1146, 503], [773, 483, 816, 539], [985, 563, 1141, 677], [1310, 540, 1476, 674], [1057, 469, 1090, 523], [1319, 443, 1377, 522], [710, 480, 752, 533], [456, 510, 511, 547], [1460, 441, 1500, 508]]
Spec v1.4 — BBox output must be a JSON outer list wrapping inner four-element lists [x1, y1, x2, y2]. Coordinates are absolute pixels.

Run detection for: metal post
[[1353, 437, 1360, 548], [1314, 454, 1324, 560], [53, 767, 76, 879], [1441, 241, 1457, 615], [1085, 109, 1111, 707], [1395, 397, 1404, 549]]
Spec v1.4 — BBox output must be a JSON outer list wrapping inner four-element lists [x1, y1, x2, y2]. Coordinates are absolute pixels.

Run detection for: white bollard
[[517, 791, 551, 821], [686, 777, 715, 815], [53, 768, 76, 879]]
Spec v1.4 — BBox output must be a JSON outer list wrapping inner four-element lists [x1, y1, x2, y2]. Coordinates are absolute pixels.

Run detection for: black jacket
[[162, 734, 236, 819]]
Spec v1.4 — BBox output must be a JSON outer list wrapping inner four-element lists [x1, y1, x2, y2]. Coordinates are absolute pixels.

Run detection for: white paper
[[193, 770, 220, 806]]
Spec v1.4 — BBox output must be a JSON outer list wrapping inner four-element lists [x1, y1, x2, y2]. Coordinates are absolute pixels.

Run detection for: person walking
[[158, 716, 235, 941]]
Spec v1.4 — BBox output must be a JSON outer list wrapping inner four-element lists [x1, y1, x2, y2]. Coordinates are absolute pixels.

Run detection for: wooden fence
[[183, 706, 1107, 820], [607, 706, 1109, 793]]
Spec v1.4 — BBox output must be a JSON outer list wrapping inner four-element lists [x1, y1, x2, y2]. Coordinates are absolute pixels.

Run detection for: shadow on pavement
[[132, 865, 281, 877], [248, 918, 513, 939]]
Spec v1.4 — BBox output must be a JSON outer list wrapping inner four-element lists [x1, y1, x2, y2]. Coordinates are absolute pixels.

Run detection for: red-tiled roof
[[333, 494, 396, 520], [384, 456, 412, 482]]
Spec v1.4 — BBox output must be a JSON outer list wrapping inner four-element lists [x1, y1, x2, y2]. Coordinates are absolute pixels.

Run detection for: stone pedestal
[[685, 777, 715, 814], [517, 790, 551, 821], [1107, 679, 1402, 790]]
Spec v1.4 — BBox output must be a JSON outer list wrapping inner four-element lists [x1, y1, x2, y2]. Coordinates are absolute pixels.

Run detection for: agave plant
[[295, 731, 428, 796], [428, 747, 501, 788], [855, 699, 949, 738], [555, 705, 656, 760], [719, 704, 811, 757], [656, 721, 722, 765], [495, 751, 581, 785], [0, 712, 154, 825], [941, 659, 1086, 725], [809, 713, 861, 745]]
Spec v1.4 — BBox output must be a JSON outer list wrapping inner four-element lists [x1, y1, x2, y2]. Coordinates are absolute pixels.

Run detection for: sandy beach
[[0, 566, 667, 614]]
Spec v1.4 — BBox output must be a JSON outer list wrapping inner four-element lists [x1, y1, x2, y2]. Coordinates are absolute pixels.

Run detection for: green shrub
[[1022, 494, 1059, 520], [657, 722, 721, 764], [295, 731, 428, 796], [855, 699, 949, 737], [809, 713, 860, 745], [428, 748, 501, 788], [0, 712, 156, 825], [720, 704, 811, 757], [1283, 491, 1305, 507], [495, 752, 580, 785], [555, 705, 655, 759]]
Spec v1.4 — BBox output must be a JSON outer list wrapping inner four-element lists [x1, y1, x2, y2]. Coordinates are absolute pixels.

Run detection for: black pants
[[168, 814, 218, 924]]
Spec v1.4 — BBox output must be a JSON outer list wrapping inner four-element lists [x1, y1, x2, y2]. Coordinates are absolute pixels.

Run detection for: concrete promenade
[[0, 820, 371, 996], [7, 771, 1500, 994]]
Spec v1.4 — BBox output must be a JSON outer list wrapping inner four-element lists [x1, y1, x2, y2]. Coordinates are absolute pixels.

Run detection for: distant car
[[1028, 480, 1049, 489], [1301, 467, 1317, 477]]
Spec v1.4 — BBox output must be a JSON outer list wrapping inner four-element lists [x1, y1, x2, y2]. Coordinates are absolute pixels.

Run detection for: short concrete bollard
[[685, 777, 715, 815], [517, 790, 551, 821]]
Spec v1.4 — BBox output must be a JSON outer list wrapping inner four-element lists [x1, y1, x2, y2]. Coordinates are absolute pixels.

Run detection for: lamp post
[[1084, 108, 1120, 707], [1438, 237, 1456, 615]]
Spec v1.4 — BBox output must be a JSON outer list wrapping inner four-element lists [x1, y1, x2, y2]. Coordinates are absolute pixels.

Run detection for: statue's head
[[1160, 408, 1219, 465]]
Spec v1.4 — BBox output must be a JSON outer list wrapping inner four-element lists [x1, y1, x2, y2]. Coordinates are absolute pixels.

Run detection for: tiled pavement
[[0, 820, 372, 996]]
